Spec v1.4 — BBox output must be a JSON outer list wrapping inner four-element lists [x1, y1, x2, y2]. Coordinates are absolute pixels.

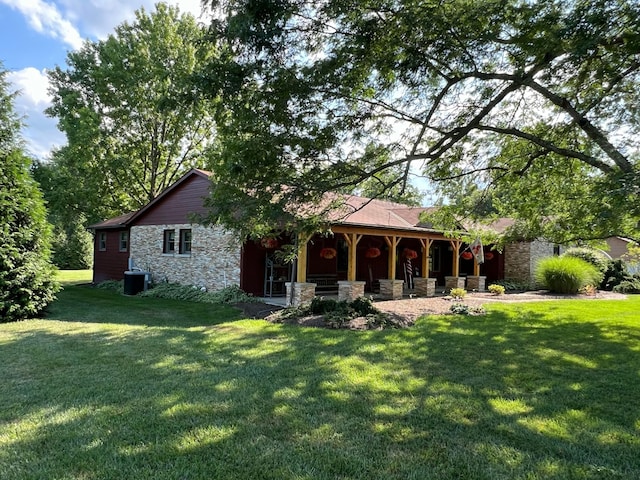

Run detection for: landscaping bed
[[266, 290, 627, 329]]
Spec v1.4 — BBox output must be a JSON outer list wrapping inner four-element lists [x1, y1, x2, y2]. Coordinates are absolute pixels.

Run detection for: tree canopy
[[0, 66, 58, 322], [46, 2, 222, 222], [201, 0, 639, 243]]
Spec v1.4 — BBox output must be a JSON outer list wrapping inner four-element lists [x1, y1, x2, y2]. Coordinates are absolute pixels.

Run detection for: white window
[[163, 230, 175, 254], [179, 229, 192, 255], [119, 231, 129, 252], [98, 232, 107, 251]]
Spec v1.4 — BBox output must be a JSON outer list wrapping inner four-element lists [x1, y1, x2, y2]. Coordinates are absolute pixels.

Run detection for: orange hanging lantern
[[320, 247, 337, 259], [365, 247, 381, 259], [403, 248, 418, 260], [260, 237, 279, 249], [461, 251, 474, 260], [485, 251, 494, 260]]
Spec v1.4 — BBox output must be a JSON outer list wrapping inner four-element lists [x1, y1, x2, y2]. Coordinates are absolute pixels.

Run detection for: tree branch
[[522, 78, 633, 173], [475, 125, 615, 173]]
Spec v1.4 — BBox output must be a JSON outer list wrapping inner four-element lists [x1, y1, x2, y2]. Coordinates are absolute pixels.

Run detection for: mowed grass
[[1, 286, 639, 479], [56, 269, 93, 286]]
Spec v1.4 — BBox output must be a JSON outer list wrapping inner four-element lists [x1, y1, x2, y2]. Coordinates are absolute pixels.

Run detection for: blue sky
[[0, 0, 206, 160]]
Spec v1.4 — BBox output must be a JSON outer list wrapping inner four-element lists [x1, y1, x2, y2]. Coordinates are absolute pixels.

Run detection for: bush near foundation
[[535, 256, 601, 294], [562, 247, 609, 276]]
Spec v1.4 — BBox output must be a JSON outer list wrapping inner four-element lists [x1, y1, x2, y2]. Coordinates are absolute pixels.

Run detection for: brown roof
[[89, 168, 513, 236], [88, 211, 136, 230], [325, 195, 439, 232], [325, 194, 515, 235]]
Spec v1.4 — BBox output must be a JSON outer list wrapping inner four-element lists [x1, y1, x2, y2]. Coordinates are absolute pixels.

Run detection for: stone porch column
[[466, 275, 486, 292], [378, 279, 404, 300], [413, 277, 437, 297], [337, 281, 366, 302], [445, 276, 466, 290], [285, 282, 317, 307]]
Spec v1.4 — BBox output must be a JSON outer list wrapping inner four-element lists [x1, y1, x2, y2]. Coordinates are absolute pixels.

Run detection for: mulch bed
[[235, 290, 627, 330]]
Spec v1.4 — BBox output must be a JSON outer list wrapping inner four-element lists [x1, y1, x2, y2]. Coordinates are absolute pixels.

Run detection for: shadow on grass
[[1, 298, 639, 479]]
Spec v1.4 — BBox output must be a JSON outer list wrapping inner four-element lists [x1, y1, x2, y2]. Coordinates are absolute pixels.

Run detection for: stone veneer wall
[[130, 224, 241, 291], [504, 240, 560, 285], [337, 281, 366, 302]]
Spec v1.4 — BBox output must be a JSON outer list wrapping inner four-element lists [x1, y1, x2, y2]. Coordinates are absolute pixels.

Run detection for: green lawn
[[1, 286, 639, 479], [56, 269, 93, 286]]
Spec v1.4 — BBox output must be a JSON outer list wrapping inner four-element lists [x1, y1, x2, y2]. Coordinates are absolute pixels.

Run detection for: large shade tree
[[0, 67, 58, 322], [47, 2, 222, 222], [201, 0, 639, 243]]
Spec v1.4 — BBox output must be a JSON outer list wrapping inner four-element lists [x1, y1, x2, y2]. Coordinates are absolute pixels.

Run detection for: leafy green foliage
[[535, 256, 601, 294], [612, 278, 640, 293], [278, 296, 391, 329], [32, 162, 93, 269], [450, 303, 469, 315], [45, 4, 223, 223], [449, 288, 466, 300], [488, 284, 506, 296], [138, 283, 256, 304], [494, 279, 533, 292], [449, 303, 486, 316], [0, 68, 59, 322], [50, 215, 93, 269], [563, 247, 609, 275], [601, 259, 630, 291], [96, 280, 124, 293], [201, 0, 640, 242]]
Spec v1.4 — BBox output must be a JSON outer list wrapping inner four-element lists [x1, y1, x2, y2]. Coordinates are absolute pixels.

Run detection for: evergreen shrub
[[0, 69, 59, 321]]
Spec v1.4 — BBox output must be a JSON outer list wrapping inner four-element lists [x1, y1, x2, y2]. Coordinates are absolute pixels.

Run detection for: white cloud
[[0, 0, 83, 50], [8, 67, 51, 106], [1, 0, 211, 159], [7, 67, 65, 159], [57, 0, 208, 40]]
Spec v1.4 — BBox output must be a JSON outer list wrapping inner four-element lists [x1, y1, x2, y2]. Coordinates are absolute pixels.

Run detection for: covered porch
[[287, 225, 490, 306]]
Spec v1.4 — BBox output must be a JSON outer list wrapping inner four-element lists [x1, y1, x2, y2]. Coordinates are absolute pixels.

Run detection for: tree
[[351, 145, 423, 206], [32, 160, 93, 269], [0, 67, 59, 322], [47, 2, 222, 221], [201, 0, 640, 242]]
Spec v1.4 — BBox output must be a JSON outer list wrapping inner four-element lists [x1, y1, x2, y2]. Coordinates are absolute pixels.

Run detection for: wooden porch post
[[419, 237, 433, 278], [296, 234, 311, 283], [343, 233, 363, 281], [384, 235, 399, 279], [449, 240, 462, 277], [473, 257, 481, 276]]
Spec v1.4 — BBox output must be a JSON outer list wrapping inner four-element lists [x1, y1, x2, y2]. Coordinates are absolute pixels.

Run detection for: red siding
[[93, 229, 130, 283], [480, 249, 504, 284], [135, 175, 211, 225], [240, 235, 295, 296], [240, 240, 267, 296]]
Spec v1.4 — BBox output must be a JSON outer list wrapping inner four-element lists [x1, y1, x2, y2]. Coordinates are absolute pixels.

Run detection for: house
[[605, 236, 638, 274], [605, 236, 636, 260], [89, 169, 559, 304]]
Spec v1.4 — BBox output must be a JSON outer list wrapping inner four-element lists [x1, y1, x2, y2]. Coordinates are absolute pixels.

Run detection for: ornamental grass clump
[[562, 247, 607, 285], [535, 256, 601, 294]]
